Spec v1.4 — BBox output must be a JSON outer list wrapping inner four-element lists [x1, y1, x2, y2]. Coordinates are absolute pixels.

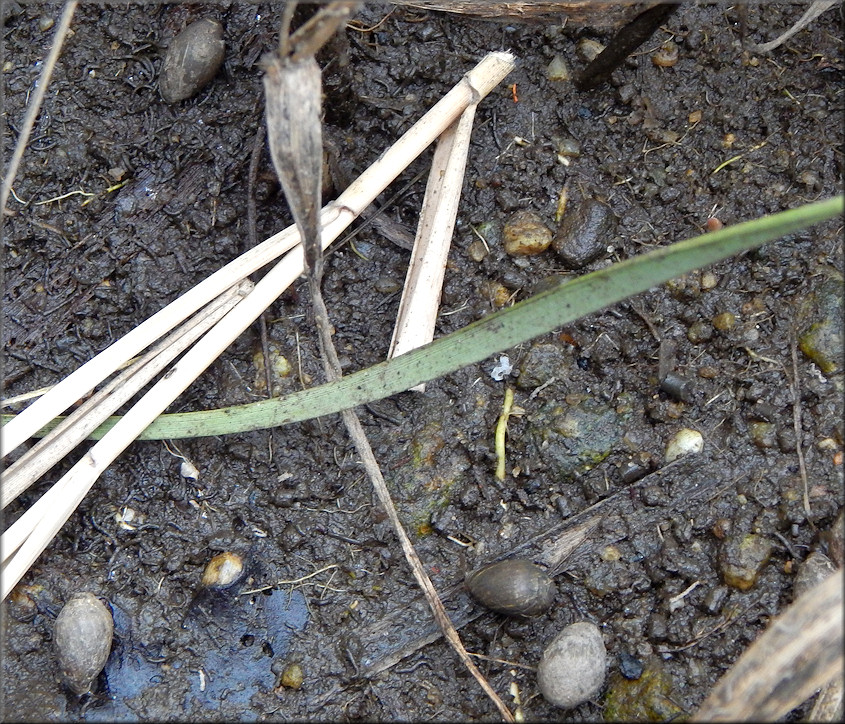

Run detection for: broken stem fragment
[[495, 387, 515, 481]]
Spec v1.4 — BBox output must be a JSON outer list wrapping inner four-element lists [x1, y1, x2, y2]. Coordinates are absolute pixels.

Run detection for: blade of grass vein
[[266, 18, 513, 720], [33, 195, 838, 441], [0, 0, 77, 213], [1, 281, 252, 508], [388, 104, 477, 393], [1, 50, 516, 458]]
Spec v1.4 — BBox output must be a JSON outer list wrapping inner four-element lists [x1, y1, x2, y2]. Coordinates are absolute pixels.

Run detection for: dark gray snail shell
[[466, 559, 555, 616], [159, 18, 225, 104], [54, 592, 114, 696]]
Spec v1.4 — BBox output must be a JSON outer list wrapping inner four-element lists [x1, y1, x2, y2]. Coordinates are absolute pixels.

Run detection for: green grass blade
[[6, 195, 842, 441]]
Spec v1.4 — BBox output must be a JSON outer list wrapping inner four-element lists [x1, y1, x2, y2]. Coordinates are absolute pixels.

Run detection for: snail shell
[[466, 559, 555, 616], [54, 592, 114, 696], [652, 40, 679, 68], [159, 18, 225, 104], [201, 551, 245, 590]]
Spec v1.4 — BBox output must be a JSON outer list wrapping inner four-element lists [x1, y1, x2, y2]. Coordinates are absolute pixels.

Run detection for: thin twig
[[1, 0, 78, 213], [747, 0, 838, 53], [791, 335, 811, 519], [246, 122, 274, 398]]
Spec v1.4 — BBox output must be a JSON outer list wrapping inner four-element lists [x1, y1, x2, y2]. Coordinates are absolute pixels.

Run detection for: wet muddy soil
[[2, 2, 843, 721]]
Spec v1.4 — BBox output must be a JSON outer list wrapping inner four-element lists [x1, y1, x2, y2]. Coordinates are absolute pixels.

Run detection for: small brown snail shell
[[200, 551, 245, 590], [54, 592, 114, 696], [159, 18, 225, 104], [465, 559, 555, 616], [652, 40, 679, 68]]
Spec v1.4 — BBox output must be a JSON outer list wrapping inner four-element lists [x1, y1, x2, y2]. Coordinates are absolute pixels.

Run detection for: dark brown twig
[[247, 123, 274, 399], [790, 335, 811, 520], [575, 1, 681, 91]]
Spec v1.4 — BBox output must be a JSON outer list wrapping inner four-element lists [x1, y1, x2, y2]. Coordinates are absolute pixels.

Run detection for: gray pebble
[[373, 275, 401, 294], [159, 19, 225, 104], [618, 652, 644, 680], [701, 584, 730, 614], [552, 199, 617, 269], [793, 551, 836, 599], [537, 621, 606, 709]]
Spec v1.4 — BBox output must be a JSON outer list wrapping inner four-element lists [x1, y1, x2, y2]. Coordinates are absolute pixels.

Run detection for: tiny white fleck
[[490, 355, 513, 381], [180, 460, 199, 481]]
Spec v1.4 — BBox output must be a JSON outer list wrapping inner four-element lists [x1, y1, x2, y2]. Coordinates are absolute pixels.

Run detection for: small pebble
[[159, 18, 225, 103], [700, 272, 719, 292], [38, 15, 54, 32], [618, 652, 644, 680], [554, 136, 581, 159], [200, 551, 245, 590], [280, 662, 304, 689], [552, 199, 617, 269], [686, 320, 713, 344], [480, 280, 511, 308], [546, 54, 571, 82], [537, 621, 606, 709], [503, 210, 553, 256], [719, 533, 773, 591], [467, 238, 488, 262], [665, 428, 703, 462], [712, 311, 737, 331], [373, 275, 401, 294], [793, 551, 835, 599], [748, 421, 778, 449], [797, 278, 844, 376], [576, 38, 605, 63], [712, 518, 732, 540]]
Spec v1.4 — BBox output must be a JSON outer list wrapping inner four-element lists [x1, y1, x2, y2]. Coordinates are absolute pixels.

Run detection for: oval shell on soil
[[159, 18, 225, 103], [54, 592, 114, 696], [466, 559, 555, 616]]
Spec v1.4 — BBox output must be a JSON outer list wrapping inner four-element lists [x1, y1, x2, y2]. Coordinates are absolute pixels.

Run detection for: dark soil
[[2, 2, 843, 721]]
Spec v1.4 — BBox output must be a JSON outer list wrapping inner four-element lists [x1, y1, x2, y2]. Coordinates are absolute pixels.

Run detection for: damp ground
[[2, 2, 843, 721]]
